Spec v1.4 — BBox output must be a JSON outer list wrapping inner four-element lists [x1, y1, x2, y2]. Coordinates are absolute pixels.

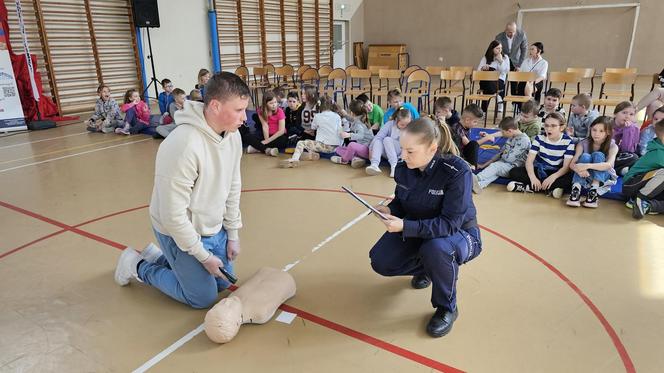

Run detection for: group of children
[[85, 69, 211, 138]]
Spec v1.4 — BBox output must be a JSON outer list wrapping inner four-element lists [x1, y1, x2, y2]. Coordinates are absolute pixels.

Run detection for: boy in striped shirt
[[507, 112, 575, 198]]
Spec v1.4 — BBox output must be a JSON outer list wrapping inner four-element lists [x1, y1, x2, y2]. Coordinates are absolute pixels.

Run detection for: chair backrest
[[345, 65, 359, 76], [566, 67, 595, 79], [601, 72, 637, 85], [350, 69, 372, 79], [506, 71, 537, 83], [368, 65, 388, 75], [264, 63, 275, 73], [297, 65, 312, 76], [327, 68, 347, 81], [275, 65, 294, 77], [379, 69, 401, 80], [318, 65, 333, 77], [450, 66, 474, 77], [300, 68, 320, 82], [403, 65, 421, 78], [425, 66, 446, 77], [440, 70, 466, 81], [605, 67, 638, 75], [235, 66, 249, 79], [471, 70, 500, 81], [548, 71, 580, 84], [253, 67, 268, 79], [407, 69, 431, 84]]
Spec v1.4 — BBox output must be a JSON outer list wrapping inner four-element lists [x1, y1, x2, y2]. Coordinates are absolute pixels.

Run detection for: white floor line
[[0, 138, 150, 174], [0, 131, 88, 150], [132, 196, 391, 372]]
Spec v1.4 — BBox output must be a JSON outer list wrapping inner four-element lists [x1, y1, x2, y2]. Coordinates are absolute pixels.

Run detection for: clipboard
[[341, 186, 389, 220]]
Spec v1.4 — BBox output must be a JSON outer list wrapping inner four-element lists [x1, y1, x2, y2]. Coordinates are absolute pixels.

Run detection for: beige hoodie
[[149, 101, 242, 262]]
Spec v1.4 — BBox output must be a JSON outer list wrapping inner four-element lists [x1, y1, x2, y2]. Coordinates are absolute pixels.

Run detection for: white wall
[[139, 0, 212, 99]]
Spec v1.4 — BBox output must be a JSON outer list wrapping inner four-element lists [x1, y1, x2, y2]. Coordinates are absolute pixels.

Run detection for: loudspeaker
[[132, 0, 160, 28]]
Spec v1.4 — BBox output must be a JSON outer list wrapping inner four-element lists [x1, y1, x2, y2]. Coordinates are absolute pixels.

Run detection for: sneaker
[[350, 157, 366, 169], [300, 152, 320, 161], [619, 166, 629, 176], [114, 247, 142, 286], [140, 242, 163, 263], [549, 188, 564, 199], [632, 196, 651, 220], [506, 181, 532, 193], [279, 159, 300, 168], [330, 156, 348, 164], [246, 145, 260, 154], [566, 184, 581, 207], [582, 188, 599, 208], [265, 148, 279, 157], [365, 165, 382, 176], [625, 198, 634, 209], [472, 174, 482, 195]]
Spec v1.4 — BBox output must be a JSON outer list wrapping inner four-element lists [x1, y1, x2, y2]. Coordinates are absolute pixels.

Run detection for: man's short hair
[[204, 72, 250, 106]]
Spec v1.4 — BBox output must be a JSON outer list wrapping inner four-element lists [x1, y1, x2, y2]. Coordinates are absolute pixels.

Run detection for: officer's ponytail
[[403, 116, 459, 156]]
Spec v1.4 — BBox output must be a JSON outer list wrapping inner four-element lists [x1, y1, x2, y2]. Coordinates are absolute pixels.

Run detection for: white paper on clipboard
[[341, 186, 388, 220]]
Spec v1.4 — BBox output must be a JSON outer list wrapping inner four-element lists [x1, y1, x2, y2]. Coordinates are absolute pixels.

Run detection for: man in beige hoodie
[[114, 72, 250, 308]]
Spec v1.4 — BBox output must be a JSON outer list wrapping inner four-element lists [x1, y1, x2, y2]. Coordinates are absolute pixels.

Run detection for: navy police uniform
[[369, 153, 482, 312]]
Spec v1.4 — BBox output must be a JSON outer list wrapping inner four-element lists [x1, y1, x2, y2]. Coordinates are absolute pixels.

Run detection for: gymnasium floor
[[0, 96, 662, 371]]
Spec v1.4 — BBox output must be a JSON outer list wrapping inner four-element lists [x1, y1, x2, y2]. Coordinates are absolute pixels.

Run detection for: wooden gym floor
[[0, 118, 662, 373]]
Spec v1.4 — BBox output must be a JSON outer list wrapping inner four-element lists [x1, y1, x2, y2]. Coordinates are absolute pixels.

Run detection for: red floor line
[[0, 229, 66, 260], [479, 224, 636, 373], [0, 189, 635, 372], [74, 205, 150, 227], [279, 304, 464, 373]]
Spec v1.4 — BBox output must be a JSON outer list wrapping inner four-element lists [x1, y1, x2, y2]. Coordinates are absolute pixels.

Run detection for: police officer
[[370, 117, 482, 338]]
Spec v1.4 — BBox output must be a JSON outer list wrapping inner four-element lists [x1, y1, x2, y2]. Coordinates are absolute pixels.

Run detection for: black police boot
[[410, 274, 431, 289], [426, 307, 458, 338]]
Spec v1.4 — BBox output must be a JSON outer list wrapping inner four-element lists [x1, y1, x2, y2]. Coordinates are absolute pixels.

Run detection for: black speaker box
[[132, 0, 160, 28]]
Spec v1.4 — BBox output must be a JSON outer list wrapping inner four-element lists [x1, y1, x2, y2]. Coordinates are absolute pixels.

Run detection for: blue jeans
[[572, 152, 610, 188], [369, 226, 482, 312], [137, 228, 234, 309]]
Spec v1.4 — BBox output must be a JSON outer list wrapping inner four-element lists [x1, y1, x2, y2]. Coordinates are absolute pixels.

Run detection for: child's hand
[[341, 131, 351, 139], [541, 175, 558, 190], [339, 109, 348, 117], [566, 127, 574, 136], [529, 176, 542, 191], [371, 123, 379, 130], [578, 170, 590, 178]]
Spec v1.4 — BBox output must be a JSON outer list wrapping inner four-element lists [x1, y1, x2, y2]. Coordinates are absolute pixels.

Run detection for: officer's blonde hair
[[404, 116, 459, 156]]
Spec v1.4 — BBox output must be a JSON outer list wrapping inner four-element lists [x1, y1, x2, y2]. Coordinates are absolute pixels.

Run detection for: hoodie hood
[[174, 100, 224, 144], [646, 138, 664, 152], [445, 110, 460, 125]]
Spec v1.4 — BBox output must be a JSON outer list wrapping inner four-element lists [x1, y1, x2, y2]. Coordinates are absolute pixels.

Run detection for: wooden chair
[[546, 72, 581, 108], [502, 71, 537, 117], [318, 64, 333, 78], [566, 67, 596, 97], [321, 68, 347, 107], [605, 67, 638, 75], [595, 72, 637, 114], [465, 70, 501, 126], [249, 67, 271, 104], [234, 66, 252, 103], [450, 66, 474, 87], [425, 66, 446, 105], [264, 63, 276, 87], [274, 65, 297, 92], [368, 65, 388, 89], [300, 68, 320, 88], [375, 69, 401, 107], [403, 69, 431, 113], [434, 70, 467, 111], [401, 65, 421, 88], [296, 65, 312, 81], [346, 69, 372, 104]]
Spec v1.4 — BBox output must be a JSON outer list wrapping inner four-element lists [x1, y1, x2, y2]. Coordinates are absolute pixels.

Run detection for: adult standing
[[369, 117, 482, 338], [114, 72, 250, 309], [495, 21, 528, 71]]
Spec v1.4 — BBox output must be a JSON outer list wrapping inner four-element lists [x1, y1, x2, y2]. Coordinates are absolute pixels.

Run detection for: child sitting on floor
[[366, 107, 413, 177], [195, 69, 211, 99], [612, 101, 640, 175], [448, 103, 493, 169], [116, 89, 151, 135], [507, 112, 575, 198], [300, 84, 319, 140], [472, 117, 531, 194], [638, 107, 664, 156], [383, 89, 419, 124], [243, 91, 288, 157], [154, 88, 186, 139], [434, 97, 461, 126], [538, 88, 566, 122], [280, 96, 342, 168], [567, 93, 599, 143], [285, 91, 304, 145], [355, 93, 384, 132], [158, 78, 175, 115], [331, 99, 374, 168], [622, 118, 664, 219], [566, 116, 619, 208], [86, 84, 122, 133]]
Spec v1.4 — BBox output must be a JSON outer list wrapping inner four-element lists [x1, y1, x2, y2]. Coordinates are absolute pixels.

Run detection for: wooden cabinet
[[367, 44, 408, 70]]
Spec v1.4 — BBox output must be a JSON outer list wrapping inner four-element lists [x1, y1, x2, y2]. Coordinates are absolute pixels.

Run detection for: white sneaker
[[350, 157, 366, 169], [140, 242, 162, 263], [266, 148, 279, 157], [114, 247, 142, 286], [330, 156, 348, 164], [619, 166, 629, 176], [550, 188, 564, 199], [365, 165, 382, 176], [472, 174, 482, 194], [246, 145, 260, 154]]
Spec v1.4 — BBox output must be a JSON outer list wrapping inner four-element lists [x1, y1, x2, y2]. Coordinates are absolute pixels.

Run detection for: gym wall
[[360, 0, 664, 74]]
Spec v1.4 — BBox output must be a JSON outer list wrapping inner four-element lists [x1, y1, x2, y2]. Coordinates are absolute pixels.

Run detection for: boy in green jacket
[[623, 119, 664, 219]]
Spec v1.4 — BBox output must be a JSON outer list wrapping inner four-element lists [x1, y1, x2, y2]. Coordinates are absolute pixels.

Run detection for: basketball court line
[[0, 138, 151, 174], [0, 131, 89, 150], [0, 189, 635, 372]]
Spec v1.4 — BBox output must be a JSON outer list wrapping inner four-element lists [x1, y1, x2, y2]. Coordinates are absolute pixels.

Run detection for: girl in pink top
[[116, 89, 151, 135], [241, 91, 288, 156], [611, 101, 640, 175]]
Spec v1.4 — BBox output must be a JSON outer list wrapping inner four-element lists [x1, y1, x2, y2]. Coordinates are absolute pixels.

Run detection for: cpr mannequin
[[204, 267, 296, 343]]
